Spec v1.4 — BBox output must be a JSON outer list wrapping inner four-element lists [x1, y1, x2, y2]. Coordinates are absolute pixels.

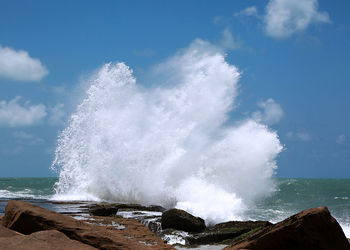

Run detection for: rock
[[3, 200, 173, 250], [89, 203, 165, 216], [225, 206, 350, 250], [161, 208, 206, 233], [89, 204, 119, 216], [187, 220, 272, 245], [0, 230, 96, 250], [88, 215, 171, 247], [210, 220, 272, 231], [0, 224, 22, 237]]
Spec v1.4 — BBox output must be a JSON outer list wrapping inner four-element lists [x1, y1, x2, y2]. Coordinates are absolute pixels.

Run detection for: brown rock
[[161, 208, 206, 233], [0, 230, 96, 250], [0, 224, 22, 237], [225, 206, 350, 250], [3, 200, 173, 250]]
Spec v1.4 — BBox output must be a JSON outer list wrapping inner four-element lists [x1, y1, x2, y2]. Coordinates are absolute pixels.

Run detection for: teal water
[[248, 178, 350, 236], [0, 178, 349, 236], [0, 177, 57, 200]]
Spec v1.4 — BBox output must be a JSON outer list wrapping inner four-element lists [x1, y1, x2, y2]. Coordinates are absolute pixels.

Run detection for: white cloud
[[234, 6, 259, 18], [12, 131, 44, 145], [213, 16, 223, 25], [252, 98, 283, 125], [1, 146, 22, 155], [264, 0, 331, 38], [286, 131, 311, 141], [337, 134, 346, 144], [219, 28, 242, 51], [0, 97, 47, 127], [48, 103, 66, 126], [296, 132, 311, 141], [0, 45, 48, 81], [12, 131, 34, 140]]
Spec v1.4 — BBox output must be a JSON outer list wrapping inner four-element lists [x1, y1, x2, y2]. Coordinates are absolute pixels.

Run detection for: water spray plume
[[52, 40, 283, 224]]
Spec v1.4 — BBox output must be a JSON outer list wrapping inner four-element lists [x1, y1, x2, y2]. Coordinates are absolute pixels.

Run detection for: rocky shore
[[0, 200, 349, 249]]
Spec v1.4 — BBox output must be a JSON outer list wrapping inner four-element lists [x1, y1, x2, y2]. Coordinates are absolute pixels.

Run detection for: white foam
[[0, 189, 51, 200], [52, 39, 283, 224]]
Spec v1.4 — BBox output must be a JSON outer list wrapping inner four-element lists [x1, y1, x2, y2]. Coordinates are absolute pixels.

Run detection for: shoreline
[[1, 199, 350, 249]]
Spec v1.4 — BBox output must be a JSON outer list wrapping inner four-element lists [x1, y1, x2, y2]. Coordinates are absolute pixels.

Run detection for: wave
[[52, 40, 283, 224]]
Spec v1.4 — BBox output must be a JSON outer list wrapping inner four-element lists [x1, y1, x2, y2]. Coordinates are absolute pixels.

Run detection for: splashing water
[[52, 40, 283, 224]]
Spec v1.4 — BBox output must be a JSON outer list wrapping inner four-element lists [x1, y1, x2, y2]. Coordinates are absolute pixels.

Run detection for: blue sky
[[0, 0, 349, 177]]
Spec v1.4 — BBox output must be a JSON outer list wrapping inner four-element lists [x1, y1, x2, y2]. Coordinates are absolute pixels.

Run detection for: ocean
[[1, 177, 349, 238]]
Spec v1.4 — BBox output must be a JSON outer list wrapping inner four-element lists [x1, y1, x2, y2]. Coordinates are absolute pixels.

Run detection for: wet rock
[[2, 200, 173, 250], [89, 204, 119, 216], [186, 220, 272, 245], [161, 209, 205, 233], [159, 228, 190, 245], [0, 230, 96, 250], [89, 203, 165, 216], [225, 206, 350, 250]]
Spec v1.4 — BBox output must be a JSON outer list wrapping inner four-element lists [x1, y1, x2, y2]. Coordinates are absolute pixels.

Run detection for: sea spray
[[52, 40, 283, 224]]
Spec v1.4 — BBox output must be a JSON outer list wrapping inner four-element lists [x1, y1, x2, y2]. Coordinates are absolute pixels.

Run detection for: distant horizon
[[2, 176, 350, 180]]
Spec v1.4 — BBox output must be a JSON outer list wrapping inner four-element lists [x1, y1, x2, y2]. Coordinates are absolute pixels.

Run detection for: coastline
[[1, 200, 349, 249]]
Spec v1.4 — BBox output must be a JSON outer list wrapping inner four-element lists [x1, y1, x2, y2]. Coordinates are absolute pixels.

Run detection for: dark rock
[[0, 230, 96, 250], [89, 205, 119, 216], [2, 200, 173, 250], [187, 220, 272, 245], [225, 206, 350, 250], [161, 208, 205, 233], [210, 220, 272, 231], [89, 203, 165, 216]]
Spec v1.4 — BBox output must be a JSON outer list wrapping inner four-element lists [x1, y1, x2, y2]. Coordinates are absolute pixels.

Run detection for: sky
[[0, 0, 349, 178]]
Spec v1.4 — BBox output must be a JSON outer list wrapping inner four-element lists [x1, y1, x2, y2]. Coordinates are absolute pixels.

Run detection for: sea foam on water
[[52, 40, 283, 224]]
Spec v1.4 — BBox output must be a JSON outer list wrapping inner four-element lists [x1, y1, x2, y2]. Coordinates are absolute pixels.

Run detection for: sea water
[[0, 178, 349, 237]]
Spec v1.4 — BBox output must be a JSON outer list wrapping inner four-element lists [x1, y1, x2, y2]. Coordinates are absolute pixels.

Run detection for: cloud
[[264, 0, 331, 38], [0, 45, 48, 82], [296, 132, 311, 141], [1, 146, 22, 155], [213, 16, 224, 25], [252, 98, 284, 125], [48, 103, 66, 126], [0, 97, 47, 127], [12, 131, 44, 145], [12, 131, 34, 140], [219, 28, 243, 51], [286, 131, 311, 141], [337, 134, 346, 144], [234, 6, 259, 18]]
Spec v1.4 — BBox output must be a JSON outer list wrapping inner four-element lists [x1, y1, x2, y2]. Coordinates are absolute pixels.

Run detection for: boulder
[[0, 230, 96, 250], [161, 208, 205, 233], [225, 206, 350, 250], [187, 220, 272, 245], [2, 200, 173, 250]]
